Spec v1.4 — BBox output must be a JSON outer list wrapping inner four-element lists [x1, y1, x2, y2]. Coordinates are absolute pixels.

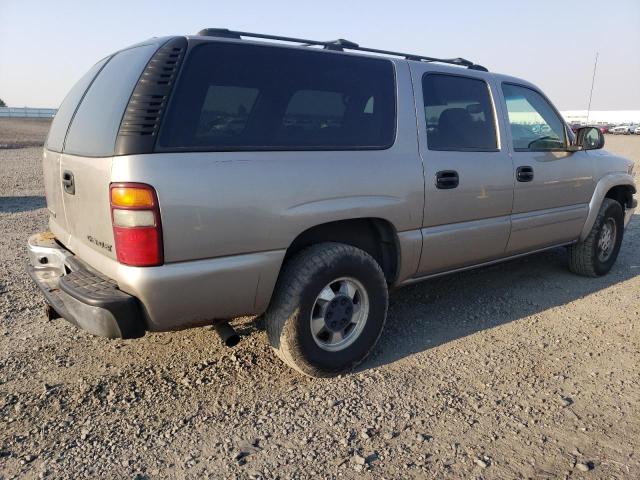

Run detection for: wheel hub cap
[[309, 277, 370, 352], [597, 218, 617, 262], [324, 295, 354, 332]]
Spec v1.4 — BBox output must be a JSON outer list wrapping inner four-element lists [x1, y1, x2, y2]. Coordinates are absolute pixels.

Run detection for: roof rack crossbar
[[196, 28, 488, 71]]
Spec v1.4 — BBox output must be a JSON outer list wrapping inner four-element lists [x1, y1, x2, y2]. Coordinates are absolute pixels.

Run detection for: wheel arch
[[282, 218, 400, 284], [580, 173, 636, 241], [605, 184, 636, 209]]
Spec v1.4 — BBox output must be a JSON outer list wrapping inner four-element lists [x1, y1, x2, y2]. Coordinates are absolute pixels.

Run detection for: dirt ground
[[0, 119, 639, 479], [0, 118, 51, 149]]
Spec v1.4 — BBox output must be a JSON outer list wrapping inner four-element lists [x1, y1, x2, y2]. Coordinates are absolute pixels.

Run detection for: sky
[[1, 0, 639, 110]]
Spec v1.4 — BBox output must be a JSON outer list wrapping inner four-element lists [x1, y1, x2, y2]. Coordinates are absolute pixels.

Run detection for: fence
[[0, 107, 57, 118]]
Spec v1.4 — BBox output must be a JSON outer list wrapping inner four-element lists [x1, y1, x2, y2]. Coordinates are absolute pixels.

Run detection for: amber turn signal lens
[[111, 187, 154, 208]]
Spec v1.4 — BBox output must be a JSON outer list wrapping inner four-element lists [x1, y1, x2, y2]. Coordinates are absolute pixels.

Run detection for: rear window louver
[[115, 37, 187, 155]]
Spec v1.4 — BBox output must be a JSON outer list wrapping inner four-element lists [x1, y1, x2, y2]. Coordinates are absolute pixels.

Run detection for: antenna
[[586, 52, 598, 124]]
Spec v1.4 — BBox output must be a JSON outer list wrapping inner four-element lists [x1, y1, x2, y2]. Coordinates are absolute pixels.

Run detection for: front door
[[410, 66, 515, 276], [498, 83, 594, 254]]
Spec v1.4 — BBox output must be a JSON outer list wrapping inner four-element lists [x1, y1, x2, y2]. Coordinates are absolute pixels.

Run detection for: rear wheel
[[265, 242, 388, 377], [568, 198, 624, 277]]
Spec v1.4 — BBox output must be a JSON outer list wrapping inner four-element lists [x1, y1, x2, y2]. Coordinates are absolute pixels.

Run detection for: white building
[[561, 110, 640, 126]]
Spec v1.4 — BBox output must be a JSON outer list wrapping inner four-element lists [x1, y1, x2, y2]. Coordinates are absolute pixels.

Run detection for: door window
[[422, 74, 498, 151], [501, 84, 566, 151]]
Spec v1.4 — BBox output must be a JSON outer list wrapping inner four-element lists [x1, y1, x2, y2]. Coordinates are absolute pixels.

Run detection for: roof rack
[[196, 28, 489, 72]]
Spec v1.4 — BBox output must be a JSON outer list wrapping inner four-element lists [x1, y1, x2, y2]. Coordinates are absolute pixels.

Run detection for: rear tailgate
[[42, 57, 111, 237], [57, 154, 116, 259], [42, 149, 67, 235], [54, 43, 160, 262]]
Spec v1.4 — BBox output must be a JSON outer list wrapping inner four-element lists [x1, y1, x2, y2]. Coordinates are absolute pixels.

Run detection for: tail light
[[109, 183, 163, 267]]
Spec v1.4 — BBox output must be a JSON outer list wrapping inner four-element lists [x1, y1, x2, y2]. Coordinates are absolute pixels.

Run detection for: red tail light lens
[[113, 227, 161, 266], [109, 183, 163, 267]]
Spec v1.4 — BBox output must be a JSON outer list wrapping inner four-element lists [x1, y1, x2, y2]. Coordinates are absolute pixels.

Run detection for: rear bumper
[[29, 230, 286, 333], [26, 232, 144, 339]]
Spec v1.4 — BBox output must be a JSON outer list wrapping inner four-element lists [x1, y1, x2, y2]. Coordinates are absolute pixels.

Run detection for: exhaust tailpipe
[[214, 321, 240, 347]]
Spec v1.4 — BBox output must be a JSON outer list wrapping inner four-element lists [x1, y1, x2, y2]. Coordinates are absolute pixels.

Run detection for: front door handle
[[62, 170, 75, 195], [516, 166, 534, 182], [435, 170, 459, 189]]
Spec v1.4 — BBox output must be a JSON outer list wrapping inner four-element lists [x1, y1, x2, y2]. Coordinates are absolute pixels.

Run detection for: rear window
[[45, 57, 109, 152], [158, 42, 396, 150], [64, 44, 156, 157]]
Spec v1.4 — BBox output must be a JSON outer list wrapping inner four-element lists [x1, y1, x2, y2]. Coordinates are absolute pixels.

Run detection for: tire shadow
[[0, 196, 46, 213], [360, 215, 640, 372]]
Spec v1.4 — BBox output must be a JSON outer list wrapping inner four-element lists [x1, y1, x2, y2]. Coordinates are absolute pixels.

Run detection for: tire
[[265, 242, 388, 377], [568, 198, 624, 277]]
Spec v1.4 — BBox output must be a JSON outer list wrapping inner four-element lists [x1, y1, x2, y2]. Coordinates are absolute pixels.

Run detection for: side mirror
[[574, 126, 605, 151]]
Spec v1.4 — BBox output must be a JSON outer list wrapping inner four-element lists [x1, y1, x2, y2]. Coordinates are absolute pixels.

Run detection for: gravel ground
[[1, 126, 639, 479], [0, 119, 51, 149]]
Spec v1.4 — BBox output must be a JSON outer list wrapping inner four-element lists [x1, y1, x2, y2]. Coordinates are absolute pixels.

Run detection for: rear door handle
[[516, 166, 534, 182], [62, 170, 75, 195], [435, 170, 459, 189]]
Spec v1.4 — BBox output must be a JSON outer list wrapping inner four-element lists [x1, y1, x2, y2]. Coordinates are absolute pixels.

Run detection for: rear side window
[[422, 74, 497, 151], [64, 44, 156, 157], [158, 43, 396, 150], [45, 57, 109, 152], [197, 86, 259, 138]]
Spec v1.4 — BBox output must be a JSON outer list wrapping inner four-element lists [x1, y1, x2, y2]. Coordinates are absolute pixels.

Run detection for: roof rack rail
[[195, 28, 489, 72]]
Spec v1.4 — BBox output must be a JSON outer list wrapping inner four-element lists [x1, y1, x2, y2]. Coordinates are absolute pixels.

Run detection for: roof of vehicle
[[117, 31, 539, 95], [184, 29, 546, 93], [189, 28, 490, 72]]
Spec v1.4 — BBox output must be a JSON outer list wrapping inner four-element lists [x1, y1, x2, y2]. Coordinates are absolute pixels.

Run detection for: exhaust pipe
[[214, 321, 240, 347], [45, 304, 61, 321]]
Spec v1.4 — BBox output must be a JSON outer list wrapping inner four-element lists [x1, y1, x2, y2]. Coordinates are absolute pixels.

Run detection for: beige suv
[[27, 29, 636, 376]]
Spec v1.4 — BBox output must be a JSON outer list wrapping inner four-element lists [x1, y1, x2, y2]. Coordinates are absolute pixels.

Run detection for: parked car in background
[[610, 125, 633, 135], [634, 126, 640, 135], [574, 124, 609, 135], [27, 29, 637, 377]]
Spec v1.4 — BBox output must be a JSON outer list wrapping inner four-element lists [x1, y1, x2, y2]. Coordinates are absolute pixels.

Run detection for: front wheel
[[568, 198, 624, 277], [265, 242, 388, 377]]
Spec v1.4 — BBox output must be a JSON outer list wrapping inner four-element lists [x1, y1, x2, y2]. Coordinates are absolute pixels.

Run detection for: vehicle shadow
[[360, 219, 640, 372], [0, 196, 46, 213]]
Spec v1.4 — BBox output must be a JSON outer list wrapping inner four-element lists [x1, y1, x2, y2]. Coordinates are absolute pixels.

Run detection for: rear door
[[58, 44, 157, 261], [409, 65, 514, 275], [43, 57, 109, 237]]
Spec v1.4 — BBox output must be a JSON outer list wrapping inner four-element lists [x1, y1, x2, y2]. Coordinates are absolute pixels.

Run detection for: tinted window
[[283, 90, 346, 131], [501, 84, 566, 151], [45, 57, 109, 152], [422, 74, 497, 151], [64, 44, 156, 156], [196, 85, 259, 139], [159, 43, 396, 150]]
